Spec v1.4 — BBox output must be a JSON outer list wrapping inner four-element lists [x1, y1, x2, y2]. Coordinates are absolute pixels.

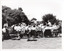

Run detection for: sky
[[1, 0, 63, 21]]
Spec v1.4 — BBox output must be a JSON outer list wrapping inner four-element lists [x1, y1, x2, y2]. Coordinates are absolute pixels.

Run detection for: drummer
[[29, 22, 36, 38]]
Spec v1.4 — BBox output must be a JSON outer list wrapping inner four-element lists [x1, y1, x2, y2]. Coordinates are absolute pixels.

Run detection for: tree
[[2, 6, 30, 26], [42, 14, 56, 25]]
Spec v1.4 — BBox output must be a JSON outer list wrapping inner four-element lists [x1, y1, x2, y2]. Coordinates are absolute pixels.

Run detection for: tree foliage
[[42, 14, 56, 25], [2, 6, 30, 26]]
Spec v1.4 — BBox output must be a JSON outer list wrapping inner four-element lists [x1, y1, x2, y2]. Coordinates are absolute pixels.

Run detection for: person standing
[[27, 24, 37, 41], [14, 24, 21, 40]]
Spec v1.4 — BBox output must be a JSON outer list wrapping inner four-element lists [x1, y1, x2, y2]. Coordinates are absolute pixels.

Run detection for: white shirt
[[25, 26, 28, 30], [21, 26, 26, 34], [31, 26, 36, 30], [41, 25, 45, 29], [2, 28, 6, 33], [14, 26, 21, 31], [52, 25, 59, 30]]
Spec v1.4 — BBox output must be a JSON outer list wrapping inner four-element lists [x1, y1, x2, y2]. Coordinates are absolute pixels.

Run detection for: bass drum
[[44, 29, 52, 37]]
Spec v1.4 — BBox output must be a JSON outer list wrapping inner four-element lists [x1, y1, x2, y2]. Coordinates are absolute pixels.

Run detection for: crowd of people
[[2, 6, 62, 41], [2, 20, 62, 41]]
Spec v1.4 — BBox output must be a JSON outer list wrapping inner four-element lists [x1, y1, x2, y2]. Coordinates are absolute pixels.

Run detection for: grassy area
[[2, 37, 62, 49]]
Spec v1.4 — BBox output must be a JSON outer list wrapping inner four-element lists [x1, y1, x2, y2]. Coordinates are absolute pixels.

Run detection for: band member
[[27, 23, 37, 41], [14, 24, 21, 40], [2, 26, 9, 40]]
